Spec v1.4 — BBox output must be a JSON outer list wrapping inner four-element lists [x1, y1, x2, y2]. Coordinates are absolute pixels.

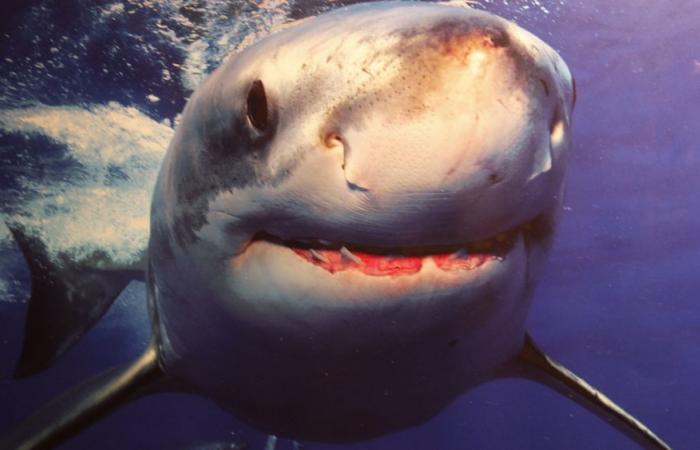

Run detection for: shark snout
[[314, 39, 567, 200], [199, 3, 573, 251], [323, 104, 556, 198]]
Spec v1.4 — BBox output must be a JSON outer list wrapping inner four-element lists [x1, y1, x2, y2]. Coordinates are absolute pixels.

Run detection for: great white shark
[[1, 2, 670, 449]]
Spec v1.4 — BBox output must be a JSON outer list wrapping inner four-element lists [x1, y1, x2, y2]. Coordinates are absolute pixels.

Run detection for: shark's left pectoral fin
[[502, 334, 671, 450]]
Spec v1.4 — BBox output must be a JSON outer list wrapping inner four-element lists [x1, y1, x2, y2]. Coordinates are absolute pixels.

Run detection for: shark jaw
[[245, 213, 550, 277]]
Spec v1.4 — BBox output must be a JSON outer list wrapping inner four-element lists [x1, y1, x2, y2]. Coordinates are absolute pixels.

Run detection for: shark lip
[[251, 214, 550, 277]]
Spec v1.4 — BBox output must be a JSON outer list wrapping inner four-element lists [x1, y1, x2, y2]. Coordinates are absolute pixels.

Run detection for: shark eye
[[246, 80, 269, 132]]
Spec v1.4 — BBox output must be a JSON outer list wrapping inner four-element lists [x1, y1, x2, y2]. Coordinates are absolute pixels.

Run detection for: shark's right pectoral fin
[[7, 223, 143, 378], [502, 334, 671, 450]]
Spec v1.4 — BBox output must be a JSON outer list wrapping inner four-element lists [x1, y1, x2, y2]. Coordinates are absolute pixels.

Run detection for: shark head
[[149, 1, 575, 441]]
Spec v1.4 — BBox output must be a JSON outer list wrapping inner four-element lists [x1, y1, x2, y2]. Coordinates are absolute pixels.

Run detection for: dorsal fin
[[7, 223, 142, 378], [507, 334, 671, 450], [0, 343, 162, 450]]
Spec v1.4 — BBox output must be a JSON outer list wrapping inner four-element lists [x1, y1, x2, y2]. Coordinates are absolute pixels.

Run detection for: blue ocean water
[[0, 1, 698, 449]]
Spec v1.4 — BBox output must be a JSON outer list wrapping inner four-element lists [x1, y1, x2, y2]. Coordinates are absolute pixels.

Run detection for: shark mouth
[[254, 215, 549, 277]]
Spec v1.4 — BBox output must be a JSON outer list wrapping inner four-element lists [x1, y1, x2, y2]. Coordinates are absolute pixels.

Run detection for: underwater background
[[0, 0, 698, 448]]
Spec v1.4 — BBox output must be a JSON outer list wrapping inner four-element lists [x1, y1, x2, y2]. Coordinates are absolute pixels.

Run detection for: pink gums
[[292, 248, 494, 276]]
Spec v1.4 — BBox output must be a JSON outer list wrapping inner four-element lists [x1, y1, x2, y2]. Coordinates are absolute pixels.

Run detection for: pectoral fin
[[7, 223, 143, 378], [0, 343, 162, 450], [506, 334, 671, 450]]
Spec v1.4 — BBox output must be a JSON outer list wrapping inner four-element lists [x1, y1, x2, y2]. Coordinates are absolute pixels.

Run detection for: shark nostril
[[325, 134, 369, 191], [549, 104, 566, 150], [550, 118, 565, 149], [324, 132, 344, 149], [488, 171, 503, 185]]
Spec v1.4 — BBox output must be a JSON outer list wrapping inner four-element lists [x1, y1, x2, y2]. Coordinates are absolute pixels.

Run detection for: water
[[0, 0, 698, 448]]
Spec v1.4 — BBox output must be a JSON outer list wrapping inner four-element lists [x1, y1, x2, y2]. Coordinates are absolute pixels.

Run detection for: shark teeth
[[340, 246, 362, 264], [309, 249, 329, 263], [448, 248, 470, 259]]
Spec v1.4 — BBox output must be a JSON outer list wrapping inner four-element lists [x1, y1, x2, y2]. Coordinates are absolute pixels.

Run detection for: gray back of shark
[[1, 2, 670, 450]]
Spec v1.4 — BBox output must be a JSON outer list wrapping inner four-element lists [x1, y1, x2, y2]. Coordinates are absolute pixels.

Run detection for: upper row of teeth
[[306, 238, 512, 265], [339, 246, 363, 264], [299, 231, 515, 255], [308, 247, 361, 264]]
